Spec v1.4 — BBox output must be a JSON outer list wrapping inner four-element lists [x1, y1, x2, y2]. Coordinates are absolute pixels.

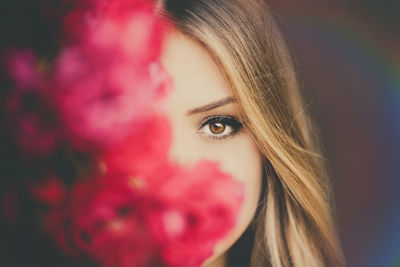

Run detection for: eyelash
[[197, 115, 243, 140]]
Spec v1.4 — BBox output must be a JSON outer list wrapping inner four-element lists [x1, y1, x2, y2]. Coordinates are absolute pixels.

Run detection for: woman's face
[[161, 31, 263, 266]]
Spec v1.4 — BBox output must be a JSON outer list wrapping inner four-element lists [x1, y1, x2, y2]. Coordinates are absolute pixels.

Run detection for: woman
[[157, 0, 346, 266], [0, 0, 345, 266]]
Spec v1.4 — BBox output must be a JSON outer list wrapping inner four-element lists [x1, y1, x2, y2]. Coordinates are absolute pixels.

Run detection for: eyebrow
[[187, 96, 236, 115]]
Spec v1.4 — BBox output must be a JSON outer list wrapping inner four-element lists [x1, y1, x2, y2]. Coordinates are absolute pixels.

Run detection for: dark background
[[267, 0, 400, 266]]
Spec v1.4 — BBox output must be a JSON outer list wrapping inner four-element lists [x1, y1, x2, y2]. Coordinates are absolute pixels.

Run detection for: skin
[[161, 31, 263, 267]]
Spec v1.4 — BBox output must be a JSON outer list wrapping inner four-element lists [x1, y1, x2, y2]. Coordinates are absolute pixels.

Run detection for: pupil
[[210, 122, 225, 134]]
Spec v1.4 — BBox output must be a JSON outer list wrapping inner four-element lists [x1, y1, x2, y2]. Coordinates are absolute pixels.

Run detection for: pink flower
[[85, 115, 244, 267], [2, 49, 39, 90], [2, 2, 245, 267], [3, 50, 63, 156], [88, 0, 164, 63], [46, 175, 158, 267], [45, 144, 244, 267], [54, 52, 171, 149], [2, 0, 172, 153], [101, 115, 172, 179], [63, 0, 165, 61], [148, 161, 245, 267], [52, 0, 171, 149], [45, 132, 244, 267], [5, 88, 62, 156], [25, 175, 67, 207]]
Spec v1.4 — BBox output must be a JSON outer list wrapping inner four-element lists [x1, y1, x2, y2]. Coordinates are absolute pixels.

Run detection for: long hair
[[157, 0, 346, 266]]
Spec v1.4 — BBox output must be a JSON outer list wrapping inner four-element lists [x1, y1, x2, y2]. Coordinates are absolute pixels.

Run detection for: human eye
[[197, 115, 243, 140]]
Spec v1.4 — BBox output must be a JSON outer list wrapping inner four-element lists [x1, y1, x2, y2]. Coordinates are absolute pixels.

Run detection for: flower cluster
[[1, 0, 244, 266]]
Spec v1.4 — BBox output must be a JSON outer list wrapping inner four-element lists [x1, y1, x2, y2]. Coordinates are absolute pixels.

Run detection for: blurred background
[[0, 0, 399, 266], [267, 0, 400, 266]]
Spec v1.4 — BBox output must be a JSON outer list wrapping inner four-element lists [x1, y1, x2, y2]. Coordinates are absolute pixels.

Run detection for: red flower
[[5, 89, 62, 156], [3, 50, 63, 156], [148, 161, 245, 267], [25, 175, 67, 207], [54, 53, 171, 149], [3, 2, 245, 267], [2, 0, 172, 153], [88, 0, 164, 63], [65, 114, 244, 267], [46, 175, 158, 267], [101, 115, 172, 179], [52, 0, 171, 149], [3, 49, 39, 90], [44, 151, 244, 267], [63, 0, 165, 62]]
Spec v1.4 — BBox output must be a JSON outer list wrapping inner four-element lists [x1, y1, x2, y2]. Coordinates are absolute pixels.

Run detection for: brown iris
[[209, 122, 225, 134]]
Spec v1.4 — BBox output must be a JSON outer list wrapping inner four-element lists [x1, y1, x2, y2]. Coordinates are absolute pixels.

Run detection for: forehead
[[161, 31, 233, 109]]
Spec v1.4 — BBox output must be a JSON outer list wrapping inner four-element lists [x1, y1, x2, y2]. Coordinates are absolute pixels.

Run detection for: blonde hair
[[157, 0, 345, 266]]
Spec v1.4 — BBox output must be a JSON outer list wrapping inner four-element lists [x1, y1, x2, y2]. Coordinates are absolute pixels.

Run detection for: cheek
[[166, 116, 263, 263], [195, 135, 263, 266], [210, 136, 263, 257], [168, 123, 263, 225]]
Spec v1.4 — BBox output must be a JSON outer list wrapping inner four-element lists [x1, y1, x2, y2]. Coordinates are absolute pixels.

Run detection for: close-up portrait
[[0, 0, 398, 267]]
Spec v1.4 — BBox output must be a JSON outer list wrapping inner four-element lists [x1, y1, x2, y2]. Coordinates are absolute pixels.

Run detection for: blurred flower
[[3, 49, 39, 90], [46, 136, 244, 267], [53, 0, 171, 149], [53, 51, 171, 149], [1, 1, 244, 267], [101, 115, 172, 179], [5, 88, 62, 157], [25, 175, 67, 207], [46, 175, 157, 267], [2, 0, 172, 154], [148, 161, 245, 267], [3, 50, 63, 157]]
